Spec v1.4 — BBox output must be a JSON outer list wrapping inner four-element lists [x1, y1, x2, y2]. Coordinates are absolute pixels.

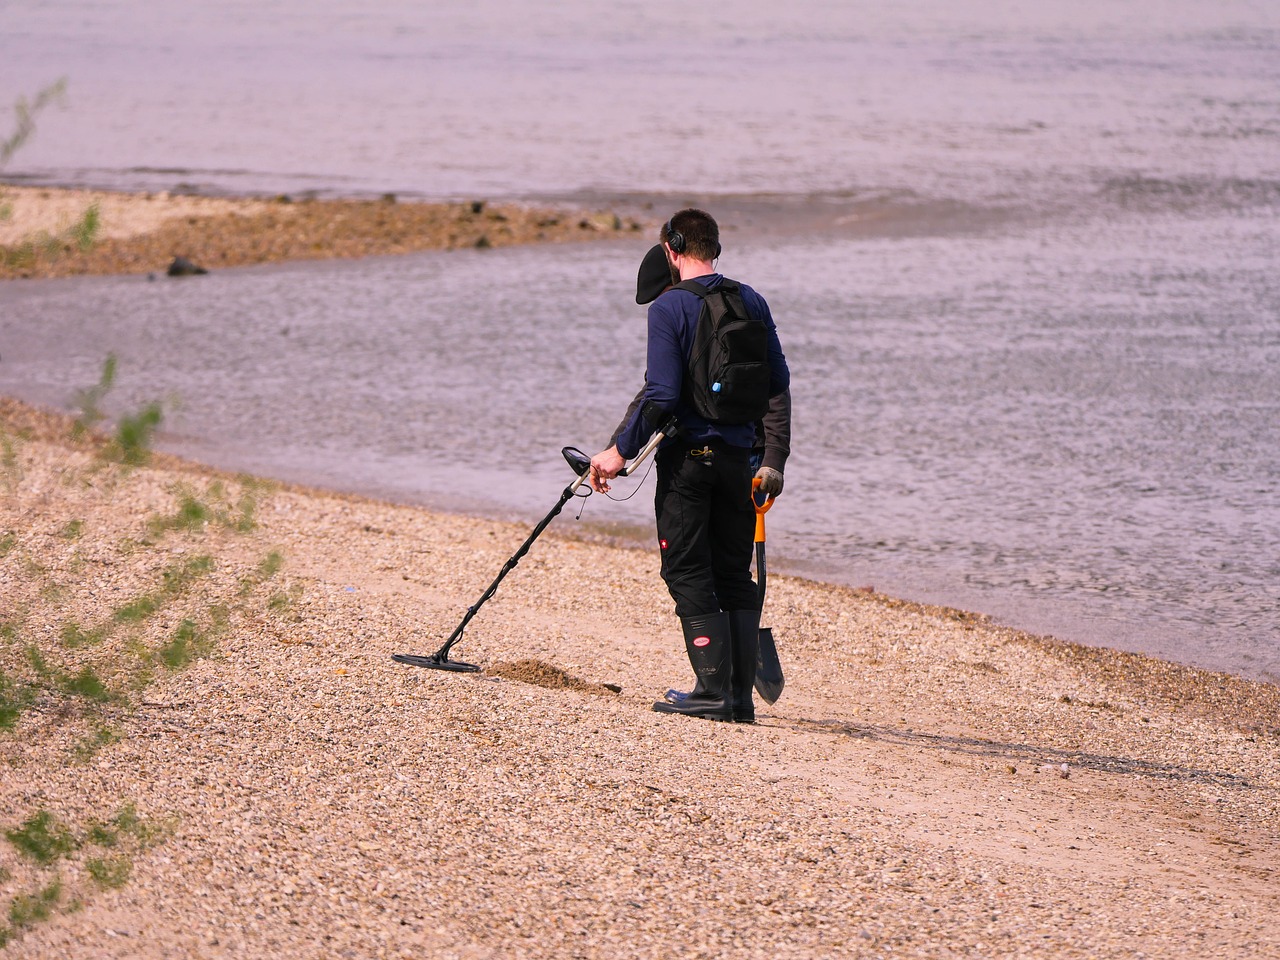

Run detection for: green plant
[[112, 593, 161, 624], [71, 354, 117, 440], [85, 855, 131, 889], [268, 581, 304, 616], [73, 724, 121, 762], [102, 802, 173, 850], [0, 531, 17, 556], [59, 619, 107, 648], [24, 644, 54, 681], [58, 665, 115, 703], [0, 668, 35, 729], [113, 554, 216, 625], [5, 811, 78, 865], [241, 548, 285, 594], [1, 432, 20, 492], [155, 618, 216, 670], [1, 79, 67, 166], [71, 202, 100, 251], [148, 478, 270, 538], [7, 879, 63, 934], [58, 518, 85, 540], [105, 401, 163, 466], [258, 549, 284, 579]]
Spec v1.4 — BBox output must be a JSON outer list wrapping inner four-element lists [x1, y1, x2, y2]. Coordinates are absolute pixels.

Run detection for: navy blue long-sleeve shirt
[[615, 273, 790, 460]]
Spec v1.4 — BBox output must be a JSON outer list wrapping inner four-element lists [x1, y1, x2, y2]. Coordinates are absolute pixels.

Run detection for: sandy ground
[[0, 184, 646, 279], [2, 187, 1278, 957], [1, 397, 1277, 959]]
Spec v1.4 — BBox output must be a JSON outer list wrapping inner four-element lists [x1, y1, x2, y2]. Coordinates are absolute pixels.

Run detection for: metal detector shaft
[[439, 483, 581, 647], [394, 417, 677, 672]]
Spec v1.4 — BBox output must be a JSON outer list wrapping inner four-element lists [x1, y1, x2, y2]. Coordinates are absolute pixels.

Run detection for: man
[[590, 209, 790, 722], [614, 243, 791, 496]]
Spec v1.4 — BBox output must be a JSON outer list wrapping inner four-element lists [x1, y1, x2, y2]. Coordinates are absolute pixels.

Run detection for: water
[[2, 2, 1278, 682]]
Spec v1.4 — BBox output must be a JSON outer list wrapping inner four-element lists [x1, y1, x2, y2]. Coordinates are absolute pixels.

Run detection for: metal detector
[[392, 420, 676, 673]]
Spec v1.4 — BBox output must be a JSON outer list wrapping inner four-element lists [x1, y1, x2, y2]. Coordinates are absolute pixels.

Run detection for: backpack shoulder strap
[[672, 278, 740, 299], [673, 279, 710, 299]]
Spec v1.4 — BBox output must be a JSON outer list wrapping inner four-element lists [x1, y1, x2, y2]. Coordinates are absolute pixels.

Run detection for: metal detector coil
[[393, 422, 676, 673]]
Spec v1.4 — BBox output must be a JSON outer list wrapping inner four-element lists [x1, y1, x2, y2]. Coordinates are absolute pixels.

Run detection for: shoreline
[[1, 394, 1277, 957]]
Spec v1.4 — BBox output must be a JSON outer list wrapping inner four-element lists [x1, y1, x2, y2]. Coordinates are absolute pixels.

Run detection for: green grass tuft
[[0, 668, 35, 729], [156, 619, 216, 670], [7, 879, 63, 931], [71, 354, 117, 440], [5, 811, 78, 865], [58, 665, 115, 703], [86, 855, 131, 889], [60, 620, 108, 648]]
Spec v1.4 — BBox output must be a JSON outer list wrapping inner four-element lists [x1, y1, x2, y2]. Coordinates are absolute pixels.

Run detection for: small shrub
[[114, 555, 215, 625], [58, 518, 85, 540], [259, 550, 284, 579], [241, 549, 285, 594], [5, 811, 78, 865]]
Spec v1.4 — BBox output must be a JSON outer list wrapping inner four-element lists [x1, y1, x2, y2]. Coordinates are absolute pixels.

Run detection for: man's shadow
[[766, 715, 1258, 790]]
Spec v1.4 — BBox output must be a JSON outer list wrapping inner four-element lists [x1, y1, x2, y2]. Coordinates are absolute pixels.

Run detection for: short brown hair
[[661, 208, 720, 261]]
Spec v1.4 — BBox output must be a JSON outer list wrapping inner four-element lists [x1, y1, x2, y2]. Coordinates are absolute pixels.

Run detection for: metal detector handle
[[569, 468, 591, 494], [619, 416, 678, 477]]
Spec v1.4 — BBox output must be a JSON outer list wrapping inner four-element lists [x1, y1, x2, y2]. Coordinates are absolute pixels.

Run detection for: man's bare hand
[[589, 446, 626, 494]]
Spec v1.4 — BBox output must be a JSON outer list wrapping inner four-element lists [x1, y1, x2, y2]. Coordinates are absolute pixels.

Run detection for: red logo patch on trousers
[[693, 636, 711, 648], [659, 539, 669, 550]]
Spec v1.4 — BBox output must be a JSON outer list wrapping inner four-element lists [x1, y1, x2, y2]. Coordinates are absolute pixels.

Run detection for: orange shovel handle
[[751, 476, 774, 543]]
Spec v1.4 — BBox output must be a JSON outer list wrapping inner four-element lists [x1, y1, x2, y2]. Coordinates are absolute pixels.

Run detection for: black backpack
[[675, 278, 771, 425]]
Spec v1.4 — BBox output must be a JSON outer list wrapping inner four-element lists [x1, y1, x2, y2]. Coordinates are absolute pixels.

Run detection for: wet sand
[[0, 185, 647, 280], [2, 189, 1278, 957]]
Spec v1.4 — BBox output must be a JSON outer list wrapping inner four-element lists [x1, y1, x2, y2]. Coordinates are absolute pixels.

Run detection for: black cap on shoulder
[[636, 243, 671, 304]]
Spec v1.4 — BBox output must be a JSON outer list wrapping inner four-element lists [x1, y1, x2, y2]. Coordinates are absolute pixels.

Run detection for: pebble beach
[[2, 189, 1279, 958]]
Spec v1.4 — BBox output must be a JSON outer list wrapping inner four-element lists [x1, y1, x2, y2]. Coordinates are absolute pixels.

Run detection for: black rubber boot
[[662, 680, 704, 705], [652, 613, 733, 721], [728, 608, 761, 724]]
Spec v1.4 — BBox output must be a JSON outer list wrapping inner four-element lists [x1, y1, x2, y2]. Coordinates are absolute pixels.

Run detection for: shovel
[[752, 478, 784, 704]]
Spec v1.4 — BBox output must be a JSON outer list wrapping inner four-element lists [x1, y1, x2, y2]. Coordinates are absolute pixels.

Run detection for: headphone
[[664, 218, 721, 258], [664, 218, 686, 254]]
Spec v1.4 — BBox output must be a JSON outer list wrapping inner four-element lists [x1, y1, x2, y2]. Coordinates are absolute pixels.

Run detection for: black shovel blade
[[754, 627, 784, 704]]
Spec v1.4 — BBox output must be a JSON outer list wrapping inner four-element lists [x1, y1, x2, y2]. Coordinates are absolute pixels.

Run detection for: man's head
[[661, 208, 720, 263]]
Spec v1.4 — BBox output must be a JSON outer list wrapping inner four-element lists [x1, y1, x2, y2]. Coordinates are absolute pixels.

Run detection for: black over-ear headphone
[[664, 219, 686, 254], [664, 218, 721, 258]]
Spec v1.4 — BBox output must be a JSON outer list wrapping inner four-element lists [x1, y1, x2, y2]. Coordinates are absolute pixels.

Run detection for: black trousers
[[654, 440, 757, 618]]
